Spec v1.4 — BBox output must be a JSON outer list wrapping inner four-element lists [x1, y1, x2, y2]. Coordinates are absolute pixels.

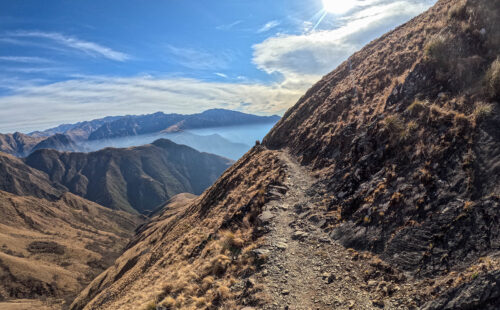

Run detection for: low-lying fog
[[79, 122, 277, 160]]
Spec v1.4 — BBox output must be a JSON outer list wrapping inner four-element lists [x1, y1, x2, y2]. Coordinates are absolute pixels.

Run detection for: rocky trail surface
[[256, 151, 376, 310]]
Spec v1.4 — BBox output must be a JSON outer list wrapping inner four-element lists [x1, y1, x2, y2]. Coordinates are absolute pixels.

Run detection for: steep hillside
[[72, 0, 500, 309], [0, 133, 78, 157], [0, 152, 66, 200], [0, 133, 44, 157], [30, 134, 78, 154], [25, 139, 233, 214], [71, 147, 285, 310], [88, 109, 279, 141], [0, 190, 144, 309]]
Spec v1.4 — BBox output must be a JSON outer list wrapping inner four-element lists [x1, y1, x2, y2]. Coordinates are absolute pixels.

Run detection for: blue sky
[[0, 0, 436, 133]]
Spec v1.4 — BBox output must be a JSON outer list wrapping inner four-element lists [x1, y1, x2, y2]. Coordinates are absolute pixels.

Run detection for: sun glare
[[322, 0, 357, 14]]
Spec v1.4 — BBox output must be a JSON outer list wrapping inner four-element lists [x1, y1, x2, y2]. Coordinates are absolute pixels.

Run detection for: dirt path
[[257, 150, 376, 310]]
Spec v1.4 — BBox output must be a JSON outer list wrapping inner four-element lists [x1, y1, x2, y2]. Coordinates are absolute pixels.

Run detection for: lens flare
[[322, 0, 357, 14]]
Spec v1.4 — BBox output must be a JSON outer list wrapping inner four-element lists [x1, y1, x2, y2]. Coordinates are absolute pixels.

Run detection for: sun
[[322, 0, 357, 14]]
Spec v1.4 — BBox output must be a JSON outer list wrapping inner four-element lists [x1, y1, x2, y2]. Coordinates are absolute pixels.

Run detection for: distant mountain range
[[0, 109, 279, 159]]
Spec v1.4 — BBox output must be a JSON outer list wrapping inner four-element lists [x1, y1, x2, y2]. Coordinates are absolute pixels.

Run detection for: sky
[[0, 0, 436, 133]]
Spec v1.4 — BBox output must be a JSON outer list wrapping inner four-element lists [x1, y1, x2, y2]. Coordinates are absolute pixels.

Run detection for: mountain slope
[[0, 190, 143, 309], [25, 139, 233, 214], [72, 0, 500, 309], [0, 133, 44, 157], [0, 152, 66, 200], [0, 133, 78, 157], [31, 134, 78, 154]]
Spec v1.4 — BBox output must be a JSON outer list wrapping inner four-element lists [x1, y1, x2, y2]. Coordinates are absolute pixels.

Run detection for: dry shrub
[[201, 276, 214, 291], [448, 1, 468, 20], [424, 35, 448, 65], [220, 230, 244, 258], [191, 296, 207, 307], [143, 302, 157, 310], [406, 99, 428, 116], [382, 115, 405, 144], [208, 254, 231, 276], [485, 58, 500, 99], [473, 102, 494, 123], [159, 296, 176, 308]]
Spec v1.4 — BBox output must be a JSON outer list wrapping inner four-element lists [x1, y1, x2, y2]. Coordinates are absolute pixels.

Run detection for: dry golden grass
[[72, 148, 285, 310], [485, 58, 500, 98], [0, 191, 143, 308]]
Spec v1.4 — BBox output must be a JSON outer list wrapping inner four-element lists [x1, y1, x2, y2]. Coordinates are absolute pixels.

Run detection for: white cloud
[[166, 45, 232, 70], [258, 20, 281, 33], [0, 56, 52, 63], [216, 20, 243, 31], [215, 72, 228, 78], [253, 1, 434, 79], [0, 75, 306, 133], [5, 31, 130, 61]]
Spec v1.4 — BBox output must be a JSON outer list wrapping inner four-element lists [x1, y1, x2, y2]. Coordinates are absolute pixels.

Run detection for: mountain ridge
[[24, 138, 233, 214]]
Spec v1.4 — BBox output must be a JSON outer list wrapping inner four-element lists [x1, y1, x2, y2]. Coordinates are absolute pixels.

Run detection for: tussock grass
[[473, 102, 494, 123], [485, 58, 500, 99], [424, 35, 448, 65]]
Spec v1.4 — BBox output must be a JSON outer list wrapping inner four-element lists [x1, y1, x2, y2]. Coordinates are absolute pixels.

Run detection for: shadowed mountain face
[[0, 133, 44, 157], [72, 1, 500, 309], [24, 139, 233, 214], [0, 152, 66, 200], [0, 132, 78, 157]]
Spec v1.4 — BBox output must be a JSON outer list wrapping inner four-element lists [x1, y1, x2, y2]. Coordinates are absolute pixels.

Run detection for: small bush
[[424, 35, 448, 65], [144, 302, 157, 310], [400, 120, 419, 142], [448, 1, 467, 20], [406, 99, 428, 116], [485, 58, 500, 99], [159, 296, 175, 309], [220, 231, 244, 258], [383, 115, 404, 136], [453, 113, 469, 127], [473, 103, 494, 122]]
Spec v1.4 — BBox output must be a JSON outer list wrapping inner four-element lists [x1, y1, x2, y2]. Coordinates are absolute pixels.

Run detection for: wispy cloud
[[5, 31, 130, 61], [167, 45, 232, 70], [258, 20, 281, 33], [216, 20, 243, 31], [253, 1, 433, 80], [214, 72, 228, 78], [3, 67, 68, 74], [0, 56, 52, 63]]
